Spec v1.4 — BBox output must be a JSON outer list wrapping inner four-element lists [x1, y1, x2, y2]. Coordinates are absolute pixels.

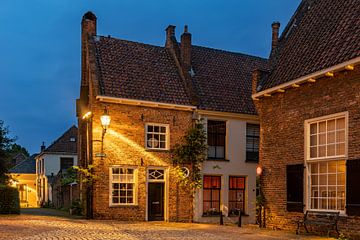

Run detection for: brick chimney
[[40, 142, 46, 152], [81, 12, 97, 86], [271, 21, 280, 52], [180, 25, 192, 71], [165, 25, 176, 48]]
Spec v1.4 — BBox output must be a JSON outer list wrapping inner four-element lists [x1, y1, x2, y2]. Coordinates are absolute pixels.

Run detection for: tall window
[[60, 157, 74, 171], [246, 124, 260, 162], [110, 167, 136, 205], [203, 175, 221, 216], [306, 113, 347, 212], [145, 124, 169, 150], [207, 120, 226, 159], [229, 176, 245, 215]]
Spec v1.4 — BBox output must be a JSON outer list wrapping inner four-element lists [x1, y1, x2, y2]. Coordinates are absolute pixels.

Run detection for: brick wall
[[88, 102, 194, 221], [254, 66, 360, 237]]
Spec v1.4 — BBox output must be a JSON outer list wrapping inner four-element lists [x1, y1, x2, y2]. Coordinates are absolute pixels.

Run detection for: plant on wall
[[172, 120, 208, 191]]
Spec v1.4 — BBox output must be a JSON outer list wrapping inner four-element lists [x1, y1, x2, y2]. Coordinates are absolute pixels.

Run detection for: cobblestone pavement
[[0, 210, 332, 240]]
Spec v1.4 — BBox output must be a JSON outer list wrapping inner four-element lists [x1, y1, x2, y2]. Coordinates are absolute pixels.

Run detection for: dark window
[[246, 124, 259, 162], [203, 175, 221, 216], [207, 121, 226, 159], [229, 176, 245, 215], [60, 157, 74, 171], [286, 164, 304, 212], [346, 159, 360, 216]]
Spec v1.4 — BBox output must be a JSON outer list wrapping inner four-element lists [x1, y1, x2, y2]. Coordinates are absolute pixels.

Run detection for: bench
[[296, 210, 340, 237]]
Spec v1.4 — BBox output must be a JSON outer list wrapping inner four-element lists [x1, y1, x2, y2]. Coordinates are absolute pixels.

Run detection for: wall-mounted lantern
[[100, 107, 111, 134]]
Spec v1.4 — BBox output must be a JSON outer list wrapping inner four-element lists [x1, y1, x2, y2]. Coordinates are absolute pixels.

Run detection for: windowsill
[[245, 160, 259, 163], [206, 158, 230, 162], [145, 149, 170, 153], [109, 204, 139, 208]]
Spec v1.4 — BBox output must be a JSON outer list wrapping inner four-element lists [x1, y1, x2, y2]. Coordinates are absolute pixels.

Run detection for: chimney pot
[[40, 142, 46, 152], [165, 25, 176, 48], [271, 21, 280, 52]]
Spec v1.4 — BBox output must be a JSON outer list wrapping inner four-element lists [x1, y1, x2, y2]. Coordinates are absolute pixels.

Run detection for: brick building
[[252, 0, 360, 237], [77, 12, 266, 222]]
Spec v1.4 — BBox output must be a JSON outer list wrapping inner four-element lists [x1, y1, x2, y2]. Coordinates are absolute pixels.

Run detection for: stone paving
[[0, 209, 333, 240]]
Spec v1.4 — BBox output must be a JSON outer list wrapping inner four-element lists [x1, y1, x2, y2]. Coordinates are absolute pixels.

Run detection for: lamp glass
[[100, 114, 111, 128]]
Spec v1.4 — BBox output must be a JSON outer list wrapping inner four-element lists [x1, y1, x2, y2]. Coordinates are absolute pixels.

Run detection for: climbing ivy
[[172, 120, 207, 191]]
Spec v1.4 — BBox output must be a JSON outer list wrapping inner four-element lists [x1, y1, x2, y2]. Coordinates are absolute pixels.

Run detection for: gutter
[[96, 95, 196, 111], [252, 56, 360, 99]]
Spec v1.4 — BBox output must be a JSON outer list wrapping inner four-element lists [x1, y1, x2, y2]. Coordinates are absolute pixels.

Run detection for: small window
[[70, 137, 76, 142], [203, 175, 221, 216], [145, 124, 169, 150], [148, 169, 165, 180], [229, 176, 245, 215], [60, 157, 74, 171], [246, 124, 259, 162], [207, 121, 226, 159], [110, 167, 136, 205]]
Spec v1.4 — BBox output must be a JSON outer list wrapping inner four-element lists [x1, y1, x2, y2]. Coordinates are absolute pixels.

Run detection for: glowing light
[[100, 108, 111, 130], [256, 166, 263, 176], [82, 111, 92, 120], [325, 72, 334, 77]]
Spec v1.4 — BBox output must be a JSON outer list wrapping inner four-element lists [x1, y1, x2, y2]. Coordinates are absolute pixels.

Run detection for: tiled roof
[[191, 46, 267, 114], [92, 37, 267, 114], [43, 126, 78, 154], [9, 154, 37, 174], [93, 37, 192, 106], [260, 0, 360, 91]]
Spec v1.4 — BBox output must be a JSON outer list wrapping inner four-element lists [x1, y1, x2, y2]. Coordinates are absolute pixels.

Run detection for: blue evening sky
[[0, 0, 300, 154]]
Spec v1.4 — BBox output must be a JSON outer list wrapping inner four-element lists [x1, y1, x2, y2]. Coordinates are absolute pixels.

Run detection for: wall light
[[100, 107, 111, 134]]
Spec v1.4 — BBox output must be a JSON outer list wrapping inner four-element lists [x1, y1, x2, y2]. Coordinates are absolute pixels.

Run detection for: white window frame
[[109, 166, 138, 206], [145, 123, 170, 150], [304, 112, 348, 213]]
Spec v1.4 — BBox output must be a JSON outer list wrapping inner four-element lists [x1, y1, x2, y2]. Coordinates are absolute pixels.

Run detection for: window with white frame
[[145, 124, 169, 150], [110, 167, 136, 205], [306, 113, 347, 211]]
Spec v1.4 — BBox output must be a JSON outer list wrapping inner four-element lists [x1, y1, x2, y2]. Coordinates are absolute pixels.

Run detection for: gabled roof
[[92, 37, 267, 115], [259, 0, 360, 91], [42, 125, 78, 154], [9, 154, 37, 174], [93, 37, 193, 106], [191, 46, 267, 114]]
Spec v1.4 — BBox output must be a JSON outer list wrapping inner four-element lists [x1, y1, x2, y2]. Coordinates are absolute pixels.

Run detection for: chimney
[[40, 142, 46, 152], [165, 25, 176, 48], [180, 25, 192, 71], [271, 21, 280, 52], [82, 11, 97, 39]]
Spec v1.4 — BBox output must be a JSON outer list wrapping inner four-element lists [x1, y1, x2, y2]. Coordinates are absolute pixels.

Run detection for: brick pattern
[[89, 102, 194, 221], [255, 67, 360, 238]]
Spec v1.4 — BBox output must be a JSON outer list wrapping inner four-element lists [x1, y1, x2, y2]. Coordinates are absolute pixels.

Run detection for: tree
[[8, 143, 29, 157], [172, 120, 208, 191], [0, 120, 15, 184]]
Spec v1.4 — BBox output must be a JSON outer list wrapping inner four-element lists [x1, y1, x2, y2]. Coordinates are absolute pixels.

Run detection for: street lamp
[[100, 107, 111, 135]]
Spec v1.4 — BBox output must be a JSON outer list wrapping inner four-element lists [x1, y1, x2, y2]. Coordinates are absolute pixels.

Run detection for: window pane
[[216, 146, 225, 159], [319, 174, 327, 185], [311, 175, 318, 185], [319, 121, 326, 133], [336, 143, 345, 155], [327, 132, 335, 144], [319, 133, 326, 145], [147, 125, 153, 132], [327, 120, 335, 131], [336, 118, 345, 130], [327, 144, 336, 156], [319, 146, 326, 157], [160, 127, 166, 133], [336, 130, 345, 143], [311, 163, 318, 174], [310, 135, 317, 146], [154, 126, 159, 132], [310, 123, 317, 134], [328, 174, 336, 185]]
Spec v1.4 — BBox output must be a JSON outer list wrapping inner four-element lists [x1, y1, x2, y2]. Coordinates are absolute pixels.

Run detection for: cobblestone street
[[0, 209, 332, 240]]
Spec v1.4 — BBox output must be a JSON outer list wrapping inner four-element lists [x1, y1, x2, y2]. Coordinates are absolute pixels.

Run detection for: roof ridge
[[44, 125, 78, 152], [192, 45, 268, 61], [95, 35, 165, 50]]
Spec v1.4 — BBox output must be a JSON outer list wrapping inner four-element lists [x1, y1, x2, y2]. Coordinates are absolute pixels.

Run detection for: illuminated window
[[305, 113, 347, 212], [203, 175, 221, 216], [110, 167, 136, 205], [229, 176, 245, 215], [145, 124, 169, 150]]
